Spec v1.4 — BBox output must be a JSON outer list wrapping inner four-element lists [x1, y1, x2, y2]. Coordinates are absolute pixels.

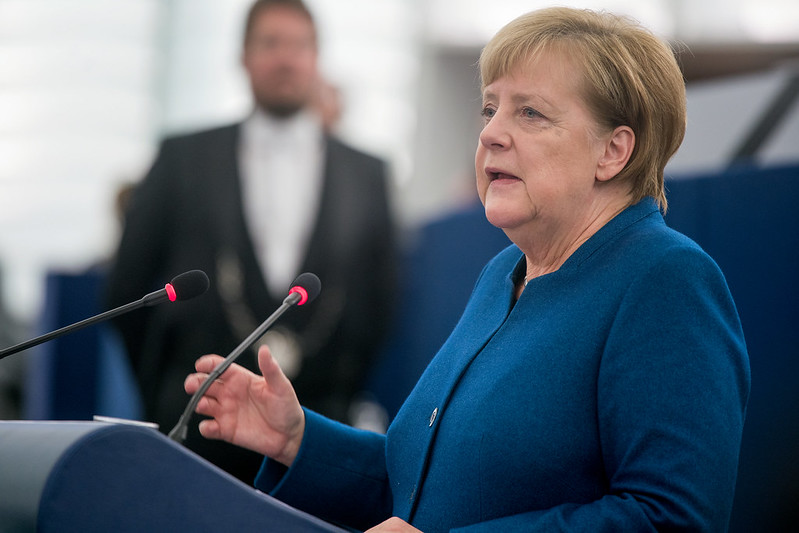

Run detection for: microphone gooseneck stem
[[0, 271, 208, 361], [168, 292, 301, 443], [0, 297, 152, 361]]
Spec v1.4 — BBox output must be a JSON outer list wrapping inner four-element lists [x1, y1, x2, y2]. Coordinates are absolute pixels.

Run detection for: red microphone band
[[289, 286, 309, 305], [165, 283, 177, 302]]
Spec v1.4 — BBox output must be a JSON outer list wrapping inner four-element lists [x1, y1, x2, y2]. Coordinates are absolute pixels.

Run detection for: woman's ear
[[596, 125, 635, 182]]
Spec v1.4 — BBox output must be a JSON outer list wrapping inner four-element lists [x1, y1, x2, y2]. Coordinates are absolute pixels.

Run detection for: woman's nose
[[479, 112, 511, 150]]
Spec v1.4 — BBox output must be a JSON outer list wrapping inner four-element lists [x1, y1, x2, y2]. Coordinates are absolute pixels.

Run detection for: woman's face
[[475, 51, 614, 241]]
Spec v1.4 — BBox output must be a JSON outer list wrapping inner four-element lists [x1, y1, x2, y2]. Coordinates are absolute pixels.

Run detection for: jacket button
[[429, 407, 438, 427]]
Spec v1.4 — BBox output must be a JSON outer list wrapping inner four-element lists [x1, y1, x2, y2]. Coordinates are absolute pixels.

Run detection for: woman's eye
[[480, 106, 496, 119], [523, 107, 541, 119]]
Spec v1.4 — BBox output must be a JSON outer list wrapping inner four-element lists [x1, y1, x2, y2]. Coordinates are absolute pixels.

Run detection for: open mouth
[[487, 169, 520, 182]]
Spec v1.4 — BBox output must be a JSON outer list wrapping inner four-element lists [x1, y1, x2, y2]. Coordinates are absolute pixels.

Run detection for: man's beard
[[259, 101, 304, 118]]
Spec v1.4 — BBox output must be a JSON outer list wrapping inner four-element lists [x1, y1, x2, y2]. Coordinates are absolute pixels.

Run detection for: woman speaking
[[184, 7, 750, 532]]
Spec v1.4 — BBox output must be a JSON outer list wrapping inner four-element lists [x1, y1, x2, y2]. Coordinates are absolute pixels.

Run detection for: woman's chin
[[483, 208, 526, 232]]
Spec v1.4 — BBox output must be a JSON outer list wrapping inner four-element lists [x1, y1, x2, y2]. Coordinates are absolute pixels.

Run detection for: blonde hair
[[479, 7, 686, 211]]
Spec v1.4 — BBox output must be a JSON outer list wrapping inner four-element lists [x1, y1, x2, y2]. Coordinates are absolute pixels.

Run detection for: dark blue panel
[[666, 163, 799, 532]]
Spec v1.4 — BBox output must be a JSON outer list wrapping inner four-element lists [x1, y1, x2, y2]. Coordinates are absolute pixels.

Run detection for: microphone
[[0, 270, 210, 361], [168, 272, 321, 443]]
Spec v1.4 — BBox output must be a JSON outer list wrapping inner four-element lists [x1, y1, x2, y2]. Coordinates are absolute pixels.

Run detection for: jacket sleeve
[[452, 245, 750, 532], [254, 409, 393, 531]]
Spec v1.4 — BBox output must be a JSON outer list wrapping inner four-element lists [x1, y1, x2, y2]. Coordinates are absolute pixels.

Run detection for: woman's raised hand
[[184, 344, 305, 467]]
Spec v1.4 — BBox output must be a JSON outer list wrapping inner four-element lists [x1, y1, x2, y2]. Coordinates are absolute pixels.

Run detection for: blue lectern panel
[[0, 421, 346, 533]]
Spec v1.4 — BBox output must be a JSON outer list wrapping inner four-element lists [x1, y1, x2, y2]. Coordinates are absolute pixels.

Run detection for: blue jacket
[[255, 198, 750, 532]]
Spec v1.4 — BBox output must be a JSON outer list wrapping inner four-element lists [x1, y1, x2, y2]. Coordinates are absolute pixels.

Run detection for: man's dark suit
[[105, 123, 396, 482]]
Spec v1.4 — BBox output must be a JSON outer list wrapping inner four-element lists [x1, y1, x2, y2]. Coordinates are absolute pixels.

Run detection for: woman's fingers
[[197, 418, 221, 439], [195, 392, 222, 417], [184, 372, 202, 394], [186, 353, 241, 396], [183, 371, 226, 416], [194, 353, 225, 373], [184, 371, 220, 394], [257, 344, 289, 392]]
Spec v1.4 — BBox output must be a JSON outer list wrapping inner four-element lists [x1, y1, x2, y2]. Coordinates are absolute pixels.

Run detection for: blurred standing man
[[105, 0, 396, 483]]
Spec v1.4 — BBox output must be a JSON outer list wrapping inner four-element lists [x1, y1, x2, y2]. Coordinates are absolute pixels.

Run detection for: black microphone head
[[169, 270, 210, 301], [288, 272, 321, 306]]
